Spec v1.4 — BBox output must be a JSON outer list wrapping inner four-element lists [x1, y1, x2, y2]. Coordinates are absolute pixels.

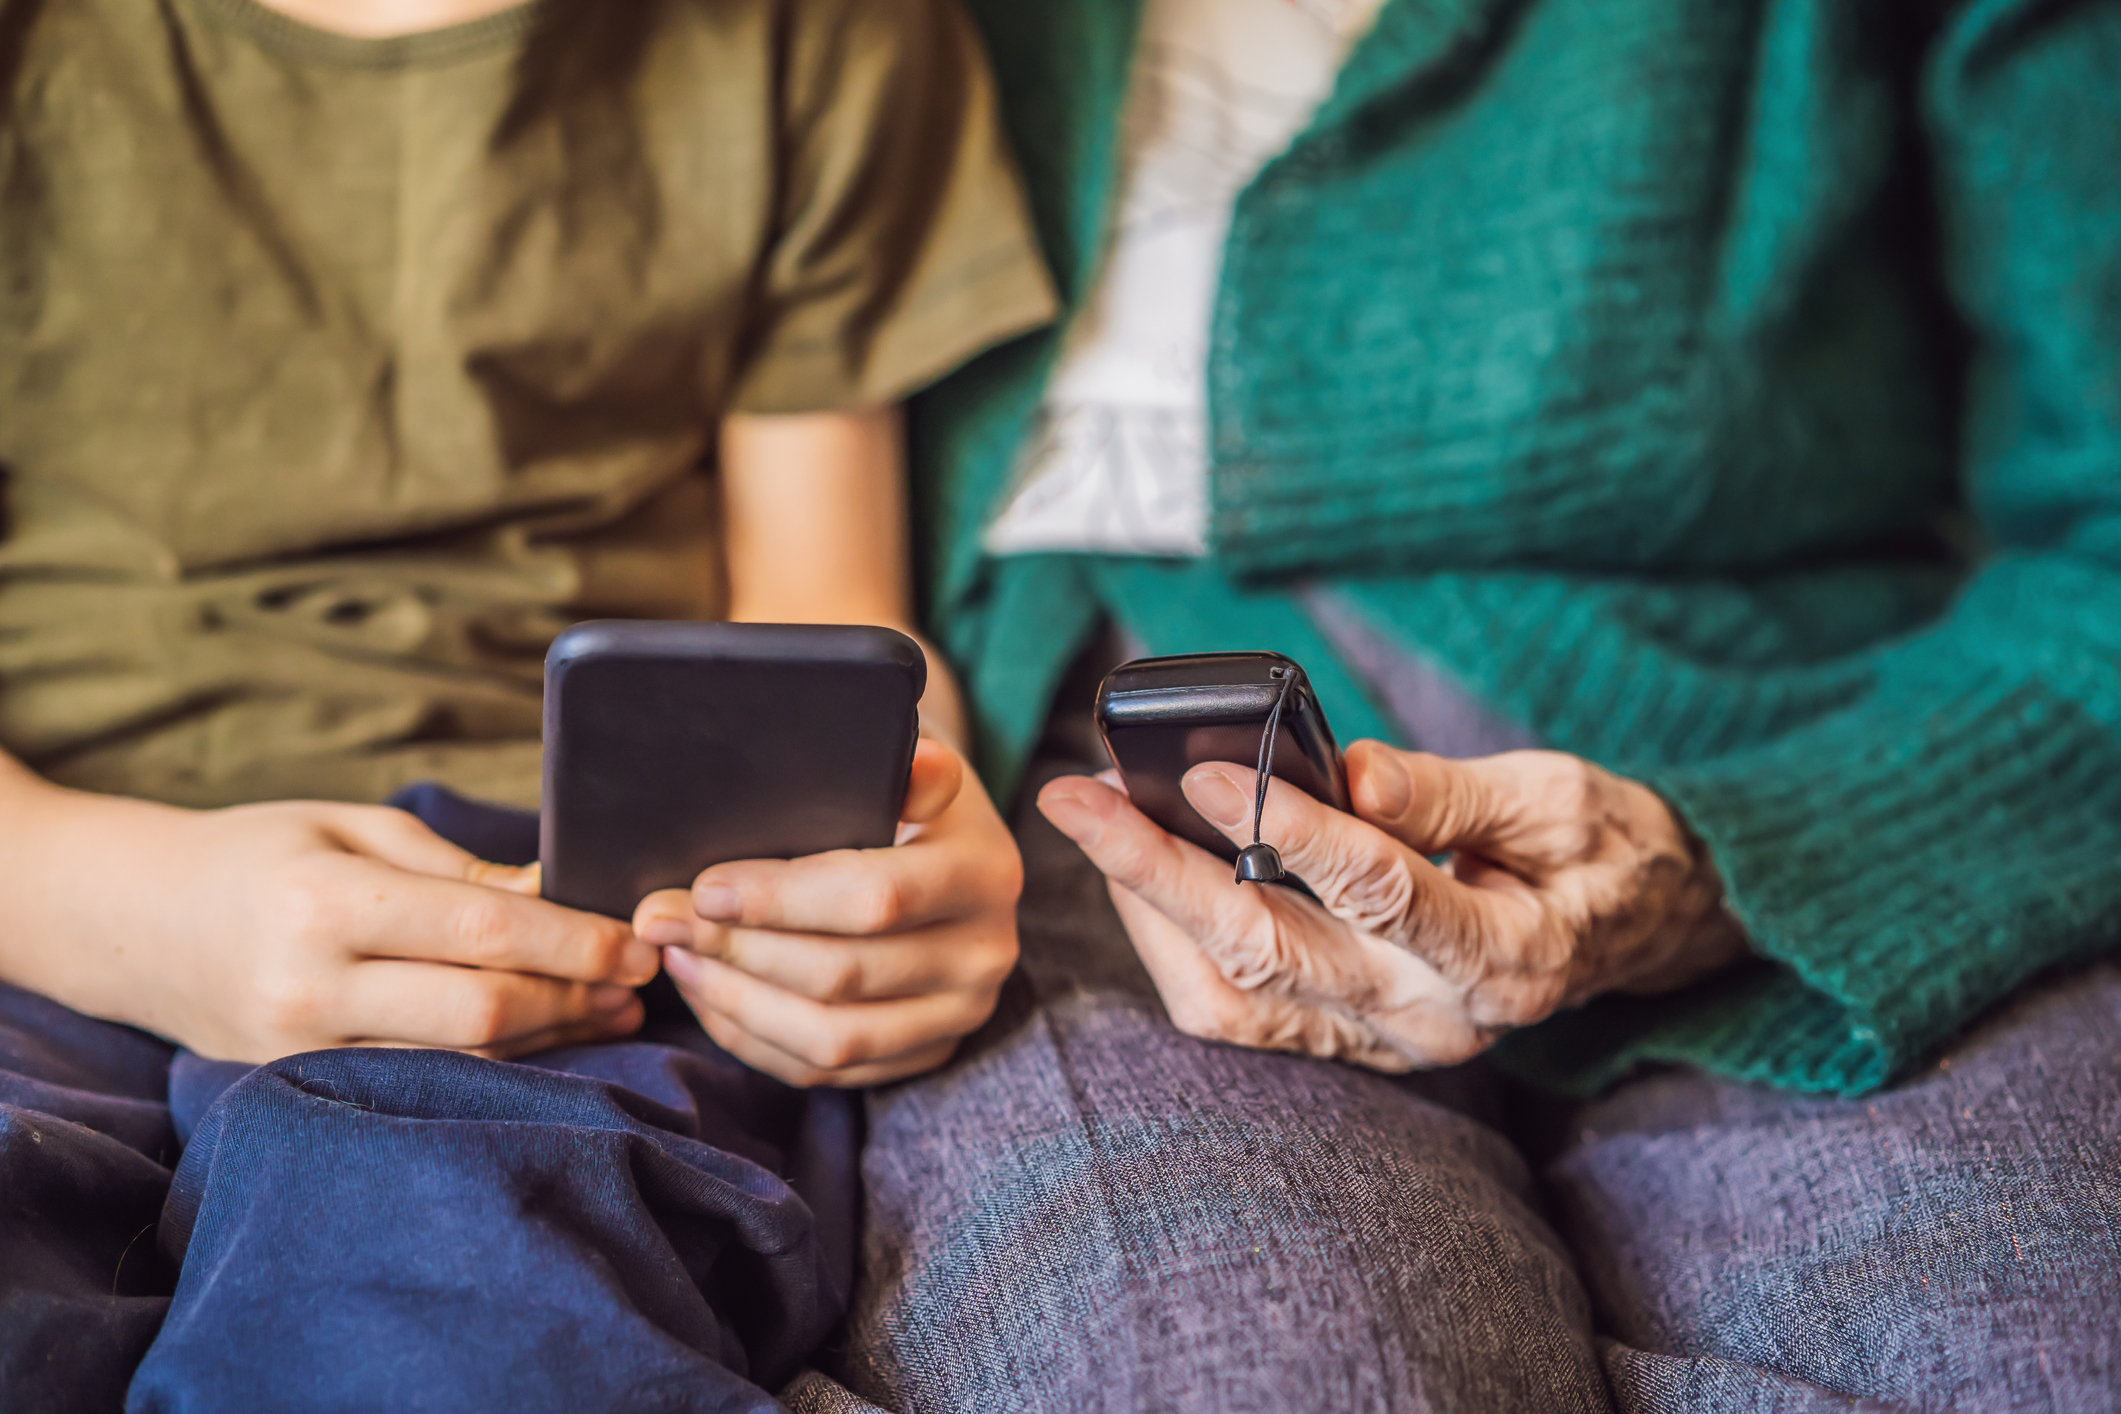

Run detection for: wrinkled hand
[[637, 738, 1022, 1087], [1038, 743, 1745, 1070]]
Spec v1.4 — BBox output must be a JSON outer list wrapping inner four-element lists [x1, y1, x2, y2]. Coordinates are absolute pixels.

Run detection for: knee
[[850, 1009, 1607, 1411]]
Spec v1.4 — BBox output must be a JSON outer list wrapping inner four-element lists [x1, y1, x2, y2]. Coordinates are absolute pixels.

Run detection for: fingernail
[[640, 916, 692, 947], [1366, 750, 1412, 818], [1184, 768, 1250, 829], [590, 983, 634, 1011], [620, 938, 661, 981], [1038, 784, 1102, 846], [661, 945, 701, 984], [692, 883, 741, 922]]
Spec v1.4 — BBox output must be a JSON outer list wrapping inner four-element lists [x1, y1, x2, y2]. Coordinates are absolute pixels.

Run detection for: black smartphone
[[1094, 651, 1349, 863], [540, 620, 925, 919]]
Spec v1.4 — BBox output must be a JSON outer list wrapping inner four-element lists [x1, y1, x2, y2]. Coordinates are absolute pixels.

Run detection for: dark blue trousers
[[0, 786, 857, 1414]]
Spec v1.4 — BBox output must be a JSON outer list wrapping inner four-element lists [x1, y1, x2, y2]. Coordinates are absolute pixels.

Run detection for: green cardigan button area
[[911, 0, 2121, 1097]]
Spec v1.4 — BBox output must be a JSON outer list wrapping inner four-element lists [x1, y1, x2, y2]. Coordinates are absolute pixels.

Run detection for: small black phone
[[540, 620, 925, 919], [1093, 651, 1349, 864]]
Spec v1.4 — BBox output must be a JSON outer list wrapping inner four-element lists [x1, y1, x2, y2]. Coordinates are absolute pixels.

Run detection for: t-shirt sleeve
[[729, 0, 1059, 414]]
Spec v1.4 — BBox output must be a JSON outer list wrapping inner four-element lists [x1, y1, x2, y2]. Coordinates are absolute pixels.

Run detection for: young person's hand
[[0, 772, 656, 1063], [685, 406, 1020, 1085], [636, 737, 1022, 1087], [1036, 743, 1746, 1070]]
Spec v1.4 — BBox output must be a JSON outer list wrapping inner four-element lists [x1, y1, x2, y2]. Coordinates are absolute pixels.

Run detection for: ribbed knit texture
[[913, 0, 2121, 1095]]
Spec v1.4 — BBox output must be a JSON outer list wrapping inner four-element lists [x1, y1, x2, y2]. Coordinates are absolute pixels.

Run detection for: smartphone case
[[1094, 651, 1348, 863], [541, 620, 925, 919]]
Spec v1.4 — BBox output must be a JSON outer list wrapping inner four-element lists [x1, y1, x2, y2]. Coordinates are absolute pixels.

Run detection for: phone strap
[[1234, 669, 1293, 885]]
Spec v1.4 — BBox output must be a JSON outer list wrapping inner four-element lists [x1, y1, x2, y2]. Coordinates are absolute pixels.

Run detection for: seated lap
[[830, 754, 2121, 1414], [832, 763, 1612, 1412], [0, 787, 858, 1414], [0, 979, 859, 1414], [1547, 961, 2121, 1412], [2, 777, 2114, 1413]]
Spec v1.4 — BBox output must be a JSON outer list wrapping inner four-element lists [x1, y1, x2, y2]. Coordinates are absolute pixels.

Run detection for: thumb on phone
[[900, 738, 964, 826]]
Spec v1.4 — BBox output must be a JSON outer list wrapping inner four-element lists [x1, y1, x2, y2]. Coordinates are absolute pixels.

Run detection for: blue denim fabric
[[0, 983, 177, 1413], [0, 786, 855, 1414]]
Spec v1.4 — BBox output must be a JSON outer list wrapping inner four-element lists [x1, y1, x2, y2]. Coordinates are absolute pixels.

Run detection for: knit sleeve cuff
[[1500, 664, 2121, 1096]]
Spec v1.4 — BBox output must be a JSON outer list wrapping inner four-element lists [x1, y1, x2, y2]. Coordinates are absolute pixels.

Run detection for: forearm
[[0, 748, 185, 1023], [718, 405, 970, 745]]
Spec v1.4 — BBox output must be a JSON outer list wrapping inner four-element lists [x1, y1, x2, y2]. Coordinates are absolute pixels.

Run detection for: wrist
[[0, 769, 195, 1024], [1643, 791, 1752, 991]]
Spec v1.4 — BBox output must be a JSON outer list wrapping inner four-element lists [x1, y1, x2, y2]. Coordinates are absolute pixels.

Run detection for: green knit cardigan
[[911, 0, 2121, 1096]]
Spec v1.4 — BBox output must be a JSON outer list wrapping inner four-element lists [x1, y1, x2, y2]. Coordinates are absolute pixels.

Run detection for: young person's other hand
[[1037, 744, 1746, 1070], [8, 788, 655, 1062], [637, 737, 1022, 1087]]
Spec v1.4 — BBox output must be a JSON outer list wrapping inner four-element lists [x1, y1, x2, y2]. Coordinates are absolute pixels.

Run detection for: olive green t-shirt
[[0, 0, 1055, 807]]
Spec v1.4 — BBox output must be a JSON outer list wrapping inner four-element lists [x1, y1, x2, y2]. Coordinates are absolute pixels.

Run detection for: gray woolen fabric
[[821, 654, 2121, 1413], [1549, 965, 2121, 1412], [830, 753, 1610, 1412]]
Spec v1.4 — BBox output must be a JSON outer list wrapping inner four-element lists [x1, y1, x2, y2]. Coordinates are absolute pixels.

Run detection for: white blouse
[[983, 0, 1385, 558]]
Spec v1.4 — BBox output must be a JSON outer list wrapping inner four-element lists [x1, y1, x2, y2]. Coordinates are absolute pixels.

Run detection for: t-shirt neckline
[[190, 0, 539, 69]]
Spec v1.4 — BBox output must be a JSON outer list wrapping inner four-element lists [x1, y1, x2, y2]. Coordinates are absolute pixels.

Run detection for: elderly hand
[[1037, 742, 1746, 1070], [636, 737, 1022, 1088]]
